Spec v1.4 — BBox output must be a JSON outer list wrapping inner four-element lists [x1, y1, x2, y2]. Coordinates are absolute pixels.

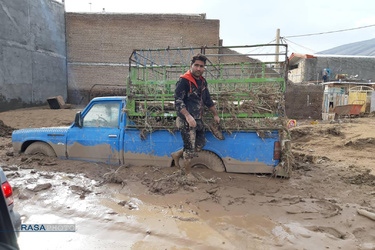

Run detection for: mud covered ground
[[0, 106, 375, 249]]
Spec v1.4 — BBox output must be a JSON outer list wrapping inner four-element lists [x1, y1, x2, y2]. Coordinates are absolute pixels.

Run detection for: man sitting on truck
[[172, 53, 220, 178]]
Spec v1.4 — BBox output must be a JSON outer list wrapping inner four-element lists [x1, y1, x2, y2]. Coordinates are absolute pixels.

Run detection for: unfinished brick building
[[66, 13, 220, 104]]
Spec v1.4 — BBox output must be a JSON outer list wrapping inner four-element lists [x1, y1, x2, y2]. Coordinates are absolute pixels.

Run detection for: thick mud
[[1, 107, 375, 249], [0, 119, 14, 137]]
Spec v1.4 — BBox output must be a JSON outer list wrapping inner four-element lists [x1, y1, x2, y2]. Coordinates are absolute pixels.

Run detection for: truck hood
[[12, 127, 70, 143]]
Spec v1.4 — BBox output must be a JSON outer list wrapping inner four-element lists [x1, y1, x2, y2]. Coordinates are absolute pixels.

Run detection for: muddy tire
[[25, 142, 56, 157], [189, 150, 225, 172]]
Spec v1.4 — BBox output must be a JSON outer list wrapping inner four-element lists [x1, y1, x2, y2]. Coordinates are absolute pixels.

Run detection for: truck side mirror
[[74, 111, 83, 128]]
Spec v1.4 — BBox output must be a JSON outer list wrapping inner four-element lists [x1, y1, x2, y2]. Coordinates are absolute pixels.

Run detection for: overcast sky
[[62, 0, 375, 55]]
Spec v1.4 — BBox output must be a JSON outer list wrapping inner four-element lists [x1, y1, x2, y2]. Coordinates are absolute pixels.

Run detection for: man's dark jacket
[[174, 70, 214, 120]]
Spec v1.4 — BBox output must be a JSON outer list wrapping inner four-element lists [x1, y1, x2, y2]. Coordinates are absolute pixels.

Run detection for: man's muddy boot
[[184, 158, 196, 181], [171, 149, 183, 168], [186, 173, 196, 182], [184, 158, 191, 175]]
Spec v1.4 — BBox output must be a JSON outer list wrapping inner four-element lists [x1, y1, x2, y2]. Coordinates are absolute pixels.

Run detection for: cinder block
[[47, 95, 71, 109]]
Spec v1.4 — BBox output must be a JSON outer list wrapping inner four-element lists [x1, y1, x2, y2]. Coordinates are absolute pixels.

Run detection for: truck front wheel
[[188, 150, 225, 172], [25, 142, 56, 157]]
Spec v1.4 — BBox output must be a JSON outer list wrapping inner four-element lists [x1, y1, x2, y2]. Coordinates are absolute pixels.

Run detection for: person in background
[[323, 70, 328, 82]]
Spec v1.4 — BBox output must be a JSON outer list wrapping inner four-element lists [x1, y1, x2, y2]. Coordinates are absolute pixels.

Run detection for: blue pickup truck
[[12, 96, 285, 175], [12, 45, 291, 176]]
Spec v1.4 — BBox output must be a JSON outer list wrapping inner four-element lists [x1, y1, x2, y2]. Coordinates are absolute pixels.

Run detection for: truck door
[[67, 101, 121, 164]]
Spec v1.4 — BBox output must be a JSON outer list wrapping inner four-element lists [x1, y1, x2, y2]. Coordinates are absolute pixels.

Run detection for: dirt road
[[0, 106, 375, 249]]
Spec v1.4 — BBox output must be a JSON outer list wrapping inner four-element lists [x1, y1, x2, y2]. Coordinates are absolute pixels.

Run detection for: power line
[[283, 24, 375, 38], [282, 38, 316, 53], [245, 39, 276, 54]]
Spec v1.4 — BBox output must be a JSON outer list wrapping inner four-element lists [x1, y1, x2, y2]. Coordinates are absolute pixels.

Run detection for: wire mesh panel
[[127, 45, 288, 131]]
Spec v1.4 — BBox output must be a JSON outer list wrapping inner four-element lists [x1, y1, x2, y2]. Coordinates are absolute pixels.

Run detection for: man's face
[[190, 60, 205, 79]]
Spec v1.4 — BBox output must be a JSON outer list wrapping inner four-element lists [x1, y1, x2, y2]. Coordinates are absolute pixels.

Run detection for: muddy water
[[11, 169, 280, 249], [13, 170, 137, 249], [9, 166, 366, 250]]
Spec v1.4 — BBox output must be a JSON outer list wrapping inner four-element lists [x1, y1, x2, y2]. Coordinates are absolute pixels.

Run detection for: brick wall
[[285, 83, 324, 119], [66, 13, 220, 104]]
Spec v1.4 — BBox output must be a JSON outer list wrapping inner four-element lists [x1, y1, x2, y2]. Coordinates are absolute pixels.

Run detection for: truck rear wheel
[[25, 142, 56, 157], [188, 150, 225, 172]]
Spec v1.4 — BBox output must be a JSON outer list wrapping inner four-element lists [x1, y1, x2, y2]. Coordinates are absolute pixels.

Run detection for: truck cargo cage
[[126, 44, 288, 131]]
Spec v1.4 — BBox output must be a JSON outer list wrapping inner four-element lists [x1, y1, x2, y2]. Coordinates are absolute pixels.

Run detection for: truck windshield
[[83, 102, 120, 128]]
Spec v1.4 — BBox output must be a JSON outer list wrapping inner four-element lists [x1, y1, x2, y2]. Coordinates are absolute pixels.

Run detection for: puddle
[[5, 167, 360, 250], [10, 170, 143, 249], [9, 169, 281, 249]]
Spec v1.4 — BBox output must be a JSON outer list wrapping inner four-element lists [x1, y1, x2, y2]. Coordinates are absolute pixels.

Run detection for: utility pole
[[275, 28, 280, 63]]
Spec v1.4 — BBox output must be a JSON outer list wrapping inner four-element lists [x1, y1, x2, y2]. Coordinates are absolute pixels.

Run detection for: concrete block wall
[[305, 57, 375, 83], [0, 0, 67, 112], [66, 13, 220, 104]]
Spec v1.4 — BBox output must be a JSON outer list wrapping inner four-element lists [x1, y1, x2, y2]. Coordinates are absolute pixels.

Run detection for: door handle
[[108, 135, 118, 138]]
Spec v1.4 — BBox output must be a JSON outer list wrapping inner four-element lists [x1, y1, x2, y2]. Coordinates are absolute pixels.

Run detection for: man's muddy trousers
[[173, 117, 205, 174]]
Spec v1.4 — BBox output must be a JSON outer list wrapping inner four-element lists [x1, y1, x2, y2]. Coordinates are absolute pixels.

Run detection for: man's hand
[[185, 114, 197, 128], [209, 106, 220, 124], [213, 115, 220, 124], [180, 108, 197, 128]]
